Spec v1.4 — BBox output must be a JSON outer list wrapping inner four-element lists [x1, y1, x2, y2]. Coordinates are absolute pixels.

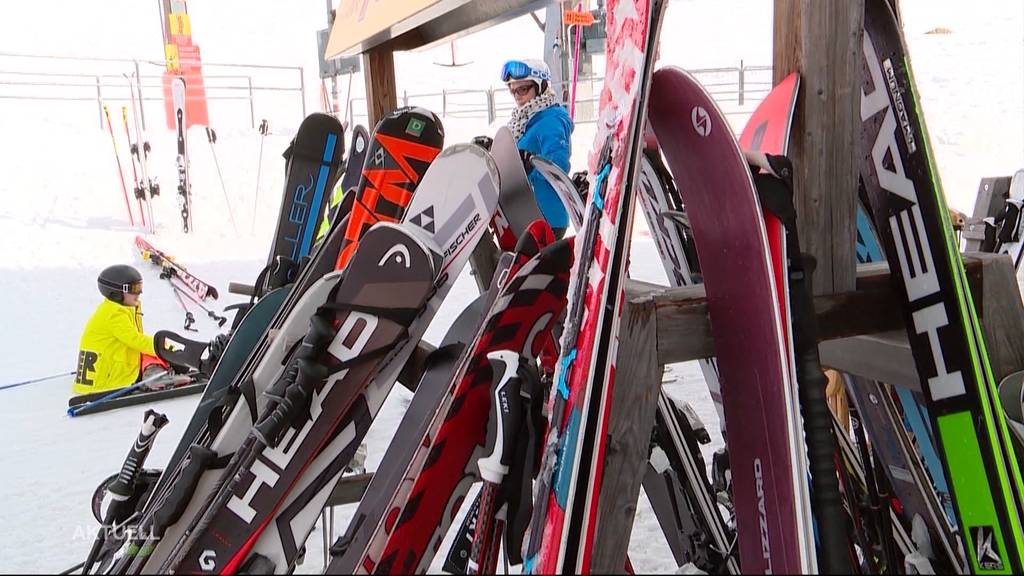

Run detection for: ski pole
[[81, 409, 169, 574], [125, 72, 156, 234], [169, 283, 198, 332], [253, 119, 269, 232], [170, 280, 227, 327], [0, 370, 75, 392], [67, 369, 171, 417], [103, 104, 135, 227], [122, 105, 148, 230], [205, 127, 239, 235]]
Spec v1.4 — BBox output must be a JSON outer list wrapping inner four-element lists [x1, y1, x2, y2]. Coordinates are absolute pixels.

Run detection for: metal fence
[[0, 51, 306, 131], [345, 61, 772, 129]]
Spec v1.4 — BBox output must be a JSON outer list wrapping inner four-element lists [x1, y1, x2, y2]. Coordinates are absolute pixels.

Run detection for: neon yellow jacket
[[73, 299, 156, 394]]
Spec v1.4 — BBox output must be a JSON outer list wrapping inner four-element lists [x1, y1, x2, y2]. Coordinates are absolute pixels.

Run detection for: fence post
[[299, 66, 307, 118], [487, 88, 496, 124], [96, 76, 104, 130], [403, 89, 408, 107], [442, 89, 447, 117], [248, 76, 256, 129], [134, 60, 147, 131], [738, 59, 745, 106]]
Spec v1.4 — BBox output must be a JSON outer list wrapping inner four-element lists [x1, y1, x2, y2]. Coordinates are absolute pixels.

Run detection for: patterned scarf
[[507, 89, 560, 141]]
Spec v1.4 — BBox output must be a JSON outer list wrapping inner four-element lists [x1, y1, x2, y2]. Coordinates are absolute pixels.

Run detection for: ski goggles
[[100, 278, 143, 295], [501, 60, 546, 83]]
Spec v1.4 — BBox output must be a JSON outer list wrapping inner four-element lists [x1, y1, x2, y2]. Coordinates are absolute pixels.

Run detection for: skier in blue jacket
[[502, 59, 573, 235]]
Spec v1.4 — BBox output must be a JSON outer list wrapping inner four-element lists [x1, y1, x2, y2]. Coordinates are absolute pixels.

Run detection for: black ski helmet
[[97, 264, 143, 303]]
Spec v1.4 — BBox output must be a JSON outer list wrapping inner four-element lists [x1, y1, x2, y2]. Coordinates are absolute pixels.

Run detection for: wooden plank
[[397, 340, 437, 394], [468, 236, 500, 294], [646, 257, 986, 366], [973, 252, 1024, 382], [591, 292, 661, 573], [362, 44, 397, 127], [962, 177, 1009, 252], [819, 331, 919, 390], [773, 0, 862, 296]]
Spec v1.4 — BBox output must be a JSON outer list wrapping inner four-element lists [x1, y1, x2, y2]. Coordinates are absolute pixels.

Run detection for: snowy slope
[[0, 0, 1020, 573]]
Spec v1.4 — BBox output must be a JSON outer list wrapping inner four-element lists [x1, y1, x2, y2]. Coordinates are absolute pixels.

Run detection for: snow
[[0, 0, 1021, 573]]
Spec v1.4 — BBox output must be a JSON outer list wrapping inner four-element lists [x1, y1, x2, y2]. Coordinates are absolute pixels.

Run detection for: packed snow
[[0, 0, 1021, 573]]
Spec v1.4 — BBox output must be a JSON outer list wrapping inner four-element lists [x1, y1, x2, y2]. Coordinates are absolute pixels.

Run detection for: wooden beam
[[362, 44, 397, 127], [591, 291, 662, 573], [643, 257, 987, 366], [773, 0, 863, 296], [974, 252, 1024, 382]]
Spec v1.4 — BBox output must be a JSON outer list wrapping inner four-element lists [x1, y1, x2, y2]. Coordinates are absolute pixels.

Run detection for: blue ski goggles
[[501, 60, 548, 84]]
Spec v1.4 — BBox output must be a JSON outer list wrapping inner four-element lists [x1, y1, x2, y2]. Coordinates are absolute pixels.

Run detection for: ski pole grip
[[477, 350, 524, 484], [108, 409, 169, 501]]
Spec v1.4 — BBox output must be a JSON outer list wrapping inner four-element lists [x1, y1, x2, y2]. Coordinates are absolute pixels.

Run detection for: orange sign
[[564, 9, 595, 26]]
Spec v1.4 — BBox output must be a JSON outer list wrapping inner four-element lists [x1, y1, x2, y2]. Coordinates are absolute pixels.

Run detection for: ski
[[171, 77, 192, 233], [264, 112, 345, 285], [217, 144, 499, 574], [121, 106, 149, 231], [135, 236, 219, 302], [158, 222, 441, 574], [352, 224, 571, 574], [846, 374, 964, 572], [525, 0, 665, 572], [335, 107, 444, 270], [489, 126, 545, 251], [112, 143, 494, 574], [649, 67, 815, 573], [860, 1, 1024, 571], [126, 72, 157, 233], [317, 124, 372, 246], [69, 381, 204, 418]]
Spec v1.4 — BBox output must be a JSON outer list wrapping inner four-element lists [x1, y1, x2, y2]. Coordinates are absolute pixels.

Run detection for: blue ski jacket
[[518, 105, 573, 229]]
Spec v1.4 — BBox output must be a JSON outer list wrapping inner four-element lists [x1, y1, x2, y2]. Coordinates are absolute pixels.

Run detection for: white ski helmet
[[501, 59, 551, 93]]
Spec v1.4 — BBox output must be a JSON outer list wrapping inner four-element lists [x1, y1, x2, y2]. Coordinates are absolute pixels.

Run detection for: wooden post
[[362, 44, 397, 127], [591, 291, 662, 572], [773, 0, 863, 295]]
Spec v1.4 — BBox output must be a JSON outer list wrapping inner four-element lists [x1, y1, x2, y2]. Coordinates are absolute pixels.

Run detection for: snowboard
[[860, 1, 1024, 571]]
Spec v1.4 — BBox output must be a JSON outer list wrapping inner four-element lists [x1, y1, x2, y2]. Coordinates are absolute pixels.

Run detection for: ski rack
[[405, 246, 1024, 572]]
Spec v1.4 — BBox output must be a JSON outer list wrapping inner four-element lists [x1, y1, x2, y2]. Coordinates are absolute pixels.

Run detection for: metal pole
[[442, 89, 447, 117], [134, 60, 147, 130], [299, 67, 307, 118], [248, 76, 256, 128], [403, 89, 408, 107], [487, 88, 495, 124], [96, 76, 104, 130], [738, 59, 745, 106]]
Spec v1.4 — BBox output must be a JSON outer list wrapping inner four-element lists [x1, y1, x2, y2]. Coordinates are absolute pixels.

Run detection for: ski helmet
[[501, 59, 551, 94], [97, 264, 143, 303]]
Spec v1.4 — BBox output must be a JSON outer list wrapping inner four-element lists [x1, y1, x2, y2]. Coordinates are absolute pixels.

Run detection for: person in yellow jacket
[[73, 264, 166, 395]]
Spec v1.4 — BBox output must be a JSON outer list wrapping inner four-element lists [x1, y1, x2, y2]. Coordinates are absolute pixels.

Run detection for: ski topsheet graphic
[[860, 1, 1024, 572]]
